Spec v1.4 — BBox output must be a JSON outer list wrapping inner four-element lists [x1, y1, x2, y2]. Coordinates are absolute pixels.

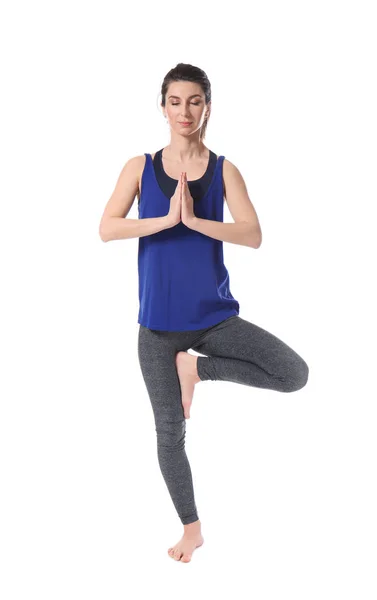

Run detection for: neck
[[164, 136, 208, 163]]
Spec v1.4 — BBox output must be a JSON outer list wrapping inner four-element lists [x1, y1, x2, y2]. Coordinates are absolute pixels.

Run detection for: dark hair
[[160, 63, 211, 141]]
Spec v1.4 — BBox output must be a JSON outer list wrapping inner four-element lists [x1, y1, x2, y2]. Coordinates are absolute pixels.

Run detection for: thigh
[[191, 315, 308, 381], [138, 325, 184, 423]]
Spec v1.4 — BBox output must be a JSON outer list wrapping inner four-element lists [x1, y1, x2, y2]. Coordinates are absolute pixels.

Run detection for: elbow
[[254, 235, 262, 249], [99, 221, 110, 242], [99, 228, 108, 242], [254, 223, 262, 248], [249, 225, 262, 249]]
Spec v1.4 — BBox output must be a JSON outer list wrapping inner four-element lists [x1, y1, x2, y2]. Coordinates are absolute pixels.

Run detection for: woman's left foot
[[168, 520, 204, 562], [175, 351, 201, 419]]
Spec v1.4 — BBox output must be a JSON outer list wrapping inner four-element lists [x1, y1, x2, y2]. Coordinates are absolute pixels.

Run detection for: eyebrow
[[167, 94, 203, 99]]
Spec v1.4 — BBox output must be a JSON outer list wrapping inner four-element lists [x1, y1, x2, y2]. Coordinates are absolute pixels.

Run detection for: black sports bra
[[152, 148, 218, 202]]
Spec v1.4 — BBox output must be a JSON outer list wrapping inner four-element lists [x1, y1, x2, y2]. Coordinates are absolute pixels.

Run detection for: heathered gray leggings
[[137, 314, 309, 525]]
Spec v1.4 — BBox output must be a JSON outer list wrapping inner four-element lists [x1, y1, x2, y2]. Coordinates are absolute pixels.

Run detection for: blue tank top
[[137, 151, 240, 331]]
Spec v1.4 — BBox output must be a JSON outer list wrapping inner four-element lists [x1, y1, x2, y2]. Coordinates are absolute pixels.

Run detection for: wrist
[[162, 215, 173, 229], [185, 216, 199, 230]]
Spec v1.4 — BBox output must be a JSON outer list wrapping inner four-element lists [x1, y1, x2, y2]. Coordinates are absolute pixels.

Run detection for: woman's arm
[[99, 155, 170, 242], [187, 218, 259, 248], [188, 159, 262, 249]]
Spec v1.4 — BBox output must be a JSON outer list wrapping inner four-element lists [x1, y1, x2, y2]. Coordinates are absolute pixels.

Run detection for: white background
[[1, 0, 376, 598]]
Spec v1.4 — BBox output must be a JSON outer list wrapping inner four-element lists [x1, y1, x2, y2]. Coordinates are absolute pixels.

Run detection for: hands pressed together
[[167, 172, 197, 229]]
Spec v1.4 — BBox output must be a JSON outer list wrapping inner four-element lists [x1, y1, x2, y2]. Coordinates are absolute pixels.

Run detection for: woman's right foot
[[175, 351, 201, 419]]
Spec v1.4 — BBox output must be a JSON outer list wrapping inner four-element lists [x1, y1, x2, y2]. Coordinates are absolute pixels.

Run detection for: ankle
[[184, 519, 201, 533]]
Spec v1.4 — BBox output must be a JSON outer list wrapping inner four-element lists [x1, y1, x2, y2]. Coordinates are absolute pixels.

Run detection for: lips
[[179, 122, 192, 125]]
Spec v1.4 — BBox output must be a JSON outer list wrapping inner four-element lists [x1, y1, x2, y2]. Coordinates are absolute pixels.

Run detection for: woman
[[99, 63, 309, 563]]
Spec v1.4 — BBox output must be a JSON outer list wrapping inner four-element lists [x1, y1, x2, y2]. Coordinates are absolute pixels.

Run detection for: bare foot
[[175, 351, 201, 419], [167, 520, 204, 562]]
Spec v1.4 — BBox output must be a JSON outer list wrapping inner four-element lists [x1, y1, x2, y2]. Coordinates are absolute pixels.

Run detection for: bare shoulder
[[221, 157, 249, 198], [125, 153, 146, 180], [221, 157, 251, 193], [222, 157, 241, 176], [121, 154, 147, 197]]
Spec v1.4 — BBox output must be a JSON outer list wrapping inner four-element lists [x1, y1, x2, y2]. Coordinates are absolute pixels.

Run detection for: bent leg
[[138, 325, 200, 524], [191, 315, 309, 392]]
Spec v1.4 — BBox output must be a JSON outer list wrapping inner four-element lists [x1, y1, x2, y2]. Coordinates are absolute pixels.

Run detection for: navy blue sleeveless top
[[137, 150, 240, 331]]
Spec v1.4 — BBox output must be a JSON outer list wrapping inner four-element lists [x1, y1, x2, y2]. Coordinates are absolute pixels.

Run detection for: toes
[[181, 554, 192, 562], [174, 551, 182, 560]]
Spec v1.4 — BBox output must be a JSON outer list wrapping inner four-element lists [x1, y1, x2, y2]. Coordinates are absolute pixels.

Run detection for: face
[[162, 81, 210, 135]]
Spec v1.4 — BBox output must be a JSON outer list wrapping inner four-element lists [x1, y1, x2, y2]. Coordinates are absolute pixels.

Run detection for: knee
[[284, 359, 309, 393], [155, 418, 186, 452]]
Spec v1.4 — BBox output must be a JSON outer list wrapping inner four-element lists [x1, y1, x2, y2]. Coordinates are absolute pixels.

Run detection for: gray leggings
[[137, 315, 309, 525]]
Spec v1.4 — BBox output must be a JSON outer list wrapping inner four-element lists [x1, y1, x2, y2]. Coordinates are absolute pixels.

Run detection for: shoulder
[[121, 154, 147, 184], [222, 157, 241, 175], [221, 158, 246, 189]]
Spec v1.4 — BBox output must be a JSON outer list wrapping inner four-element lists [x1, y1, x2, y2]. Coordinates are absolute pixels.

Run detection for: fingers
[[177, 173, 185, 189], [178, 173, 187, 201], [180, 172, 186, 198]]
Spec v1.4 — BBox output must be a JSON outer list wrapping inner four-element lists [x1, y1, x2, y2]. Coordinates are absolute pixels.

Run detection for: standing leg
[[137, 325, 200, 525], [138, 324, 205, 562], [191, 315, 309, 391]]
